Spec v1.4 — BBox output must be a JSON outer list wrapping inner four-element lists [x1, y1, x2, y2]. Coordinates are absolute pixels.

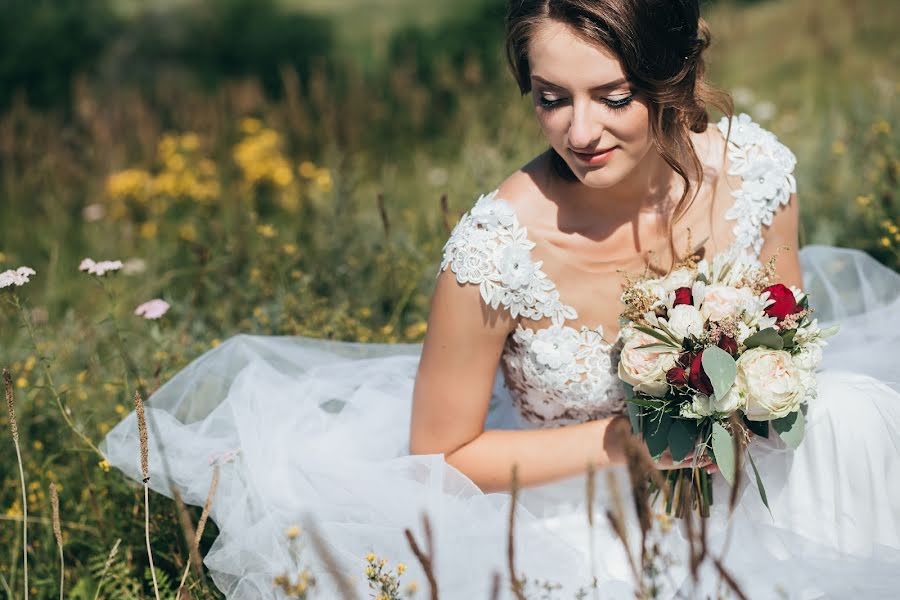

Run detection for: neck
[[564, 147, 679, 225]]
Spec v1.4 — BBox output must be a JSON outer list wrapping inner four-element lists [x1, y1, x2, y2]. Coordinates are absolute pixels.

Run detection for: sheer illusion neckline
[[483, 187, 622, 344]]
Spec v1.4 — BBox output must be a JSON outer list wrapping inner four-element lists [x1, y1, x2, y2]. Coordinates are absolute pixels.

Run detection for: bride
[[103, 1, 900, 598]]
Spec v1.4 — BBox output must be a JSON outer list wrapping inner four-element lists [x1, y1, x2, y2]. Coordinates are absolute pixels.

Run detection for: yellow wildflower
[[298, 161, 318, 179], [281, 243, 298, 255], [98, 459, 110, 472], [179, 223, 197, 242], [831, 140, 846, 155], [211, 338, 221, 348], [181, 132, 200, 151], [106, 169, 151, 199], [16, 377, 27, 389], [855, 195, 872, 208], [140, 221, 158, 239], [880, 237, 892, 248], [396, 563, 406, 574], [240, 117, 262, 135], [256, 224, 277, 238], [871, 120, 892, 135], [285, 525, 301, 539], [32, 440, 44, 451]]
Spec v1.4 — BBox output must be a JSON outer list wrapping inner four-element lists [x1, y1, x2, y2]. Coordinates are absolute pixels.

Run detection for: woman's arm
[[760, 192, 803, 288], [410, 268, 697, 493]]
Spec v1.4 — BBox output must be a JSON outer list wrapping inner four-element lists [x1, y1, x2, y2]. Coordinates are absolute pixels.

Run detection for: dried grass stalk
[[403, 513, 438, 600], [134, 390, 161, 600], [302, 515, 359, 600], [176, 465, 220, 598], [50, 482, 64, 600], [4, 368, 28, 600], [506, 464, 527, 600]]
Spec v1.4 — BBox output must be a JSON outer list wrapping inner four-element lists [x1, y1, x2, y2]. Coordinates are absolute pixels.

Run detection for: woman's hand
[[654, 448, 718, 473]]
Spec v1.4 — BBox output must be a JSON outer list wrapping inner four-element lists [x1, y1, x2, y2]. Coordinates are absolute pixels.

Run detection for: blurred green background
[[0, 0, 898, 597]]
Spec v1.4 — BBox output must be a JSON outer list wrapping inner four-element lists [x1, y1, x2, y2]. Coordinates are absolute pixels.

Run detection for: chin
[[569, 164, 628, 189]]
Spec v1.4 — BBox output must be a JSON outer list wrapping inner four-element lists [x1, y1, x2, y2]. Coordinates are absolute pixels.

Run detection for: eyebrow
[[530, 74, 629, 92]]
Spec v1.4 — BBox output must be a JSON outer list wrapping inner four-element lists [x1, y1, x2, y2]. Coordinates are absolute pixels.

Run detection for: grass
[[0, 0, 898, 597]]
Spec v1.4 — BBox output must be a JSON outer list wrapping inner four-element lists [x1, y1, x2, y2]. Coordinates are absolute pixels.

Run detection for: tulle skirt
[[102, 245, 900, 599]]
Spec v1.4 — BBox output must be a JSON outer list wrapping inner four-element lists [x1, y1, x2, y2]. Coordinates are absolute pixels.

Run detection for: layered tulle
[[102, 245, 900, 599]]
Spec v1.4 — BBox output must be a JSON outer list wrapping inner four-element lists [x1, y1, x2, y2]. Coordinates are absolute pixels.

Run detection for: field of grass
[[0, 0, 898, 598]]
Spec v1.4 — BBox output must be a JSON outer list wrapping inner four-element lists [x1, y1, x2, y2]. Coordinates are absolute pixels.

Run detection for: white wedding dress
[[102, 114, 900, 599]]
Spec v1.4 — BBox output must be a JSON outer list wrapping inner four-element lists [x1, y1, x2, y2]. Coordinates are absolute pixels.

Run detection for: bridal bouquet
[[617, 249, 837, 517]]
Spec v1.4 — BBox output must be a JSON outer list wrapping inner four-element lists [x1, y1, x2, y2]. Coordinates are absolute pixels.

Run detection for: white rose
[[617, 331, 677, 398], [681, 393, 714, 418], [713, 386, 745, 413], [662, 268, 696, 293], [736, 348, 804, 421], [793, 344, 823, 371], [701, 285, 754, 322], [663, 304, 705, 341]]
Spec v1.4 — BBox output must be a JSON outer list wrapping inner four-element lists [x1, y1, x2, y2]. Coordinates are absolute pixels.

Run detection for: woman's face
[[527, 19, 655, 189]]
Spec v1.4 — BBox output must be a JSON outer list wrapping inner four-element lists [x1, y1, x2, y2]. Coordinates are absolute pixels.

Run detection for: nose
[[568, 98, 603, 151]]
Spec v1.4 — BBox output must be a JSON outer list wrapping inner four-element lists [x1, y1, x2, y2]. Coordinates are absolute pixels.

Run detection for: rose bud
[[673, 286, 693, 307], [762, 283, 799, 321], [689, 351, 714, 396], [717, 334, 738, 356], [677, 351, 693, 369], [666, 366, 689, 386]]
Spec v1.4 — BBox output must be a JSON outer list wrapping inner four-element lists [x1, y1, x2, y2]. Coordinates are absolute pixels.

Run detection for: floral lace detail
[[717, 113, 797, 258], [439, 190, 577, 326], [502, 325, 625, 427], [439, 190, 625, 427]]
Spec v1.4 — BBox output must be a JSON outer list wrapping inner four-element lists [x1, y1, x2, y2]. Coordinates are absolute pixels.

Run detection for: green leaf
[[645, 412, 673, 459], [711, 421, 736, 485], [781, 329, 797, 349], [772, 410, 805, 449], [634, 325, 680, 348], [742, 415, 769, 438], [626, 396, 666, 410], [747, 450, 772, 518], [636, 343, 680, 352], [627, 400, 642, 434], [744, 327, 784, 350], [622, 382, 635, 400], [668, 419, 697, 462], [701, 345, 737, 400]]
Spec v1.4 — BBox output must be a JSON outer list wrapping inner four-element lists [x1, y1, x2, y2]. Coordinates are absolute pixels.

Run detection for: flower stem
[[13, 294, 104, 459]]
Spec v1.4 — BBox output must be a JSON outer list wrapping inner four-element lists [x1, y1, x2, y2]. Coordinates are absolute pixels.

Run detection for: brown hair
[[505, 0, 733, 264]]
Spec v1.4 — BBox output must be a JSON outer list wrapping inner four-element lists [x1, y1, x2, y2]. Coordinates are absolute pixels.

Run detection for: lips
[[571, 146, 617, 165]]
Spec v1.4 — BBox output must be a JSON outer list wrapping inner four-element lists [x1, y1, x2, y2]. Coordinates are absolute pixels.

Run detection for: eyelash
[[537, 94, 634, 112]]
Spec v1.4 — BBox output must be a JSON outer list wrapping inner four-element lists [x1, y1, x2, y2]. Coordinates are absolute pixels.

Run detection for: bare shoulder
[[493, 150, 557, 228]]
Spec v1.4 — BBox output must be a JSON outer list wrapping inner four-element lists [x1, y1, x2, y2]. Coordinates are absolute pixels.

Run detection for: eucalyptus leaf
[[744, 327, 784, 350], [702, 345, 737, 400], [711, 421, 736, 485], [747, 451, 772, 518], [627, 401, 642, 434], [668, 419, 697, 462], [622, 382, 635, 400], [772, 410, 805, 449], [645, 412, 673, 459]]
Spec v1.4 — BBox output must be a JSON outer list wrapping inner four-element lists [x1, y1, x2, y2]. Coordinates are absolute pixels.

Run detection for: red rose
[[666, 367, 688, 386], [762, 283, 799, 321], [689, 351, 714, 396], [717, 335, 738, 356], [673, 287, 693, 306]]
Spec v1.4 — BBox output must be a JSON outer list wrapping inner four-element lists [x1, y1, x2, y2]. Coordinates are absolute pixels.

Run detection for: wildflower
[[366, 553, 376, 562], [855, 195, 873, 208], [256, 224, 277, 238], [285, 525, 301, 539], [0, 266, 36, 288], [298, 161, 318, 179], [281, 243, 298, 255], [79, 258, 123, 276], [122, 258, 147, 275], [881, 237, 892, 248], [831, 140, 846, 155], [82, 203, 106, 222], [396, 563, 406, 575], [134, 299, 171, 320], [98, 459, 110, 472]]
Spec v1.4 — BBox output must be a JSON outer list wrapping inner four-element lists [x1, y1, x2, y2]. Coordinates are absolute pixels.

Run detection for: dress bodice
[[438, 113, 798, 428]]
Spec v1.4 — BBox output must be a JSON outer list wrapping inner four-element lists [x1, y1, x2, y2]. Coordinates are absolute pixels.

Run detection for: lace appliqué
[[717, 113, 797, 259], [439, 190, 577, 326], [503, 325, 625, 427], [439, 190, 625, 427]]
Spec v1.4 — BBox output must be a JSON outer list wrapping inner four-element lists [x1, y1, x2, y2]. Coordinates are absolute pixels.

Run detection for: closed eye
[[537, 94, 634, 112]]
